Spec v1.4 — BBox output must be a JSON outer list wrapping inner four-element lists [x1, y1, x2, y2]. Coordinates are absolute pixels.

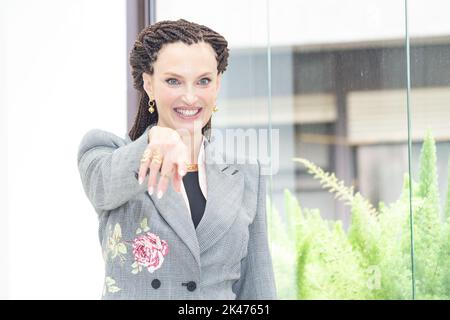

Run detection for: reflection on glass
[[267, 0, 414, 299], [408, 0, 450, 301]]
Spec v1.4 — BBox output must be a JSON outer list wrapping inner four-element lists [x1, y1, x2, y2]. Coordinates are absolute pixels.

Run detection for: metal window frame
[[126, 0, 156, 131]]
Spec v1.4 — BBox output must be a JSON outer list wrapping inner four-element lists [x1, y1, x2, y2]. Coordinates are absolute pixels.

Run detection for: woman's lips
[[173, 107, 203, 120]]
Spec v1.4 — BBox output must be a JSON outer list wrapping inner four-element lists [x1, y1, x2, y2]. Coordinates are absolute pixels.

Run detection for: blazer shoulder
[[77, 129, 127, 164]]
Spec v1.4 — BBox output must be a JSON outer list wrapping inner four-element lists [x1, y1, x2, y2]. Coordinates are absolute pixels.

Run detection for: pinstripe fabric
[[77, 126, 277, 300]]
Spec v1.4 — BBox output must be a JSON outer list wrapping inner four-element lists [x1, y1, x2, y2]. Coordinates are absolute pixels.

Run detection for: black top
[[182, 171, 206, 229]]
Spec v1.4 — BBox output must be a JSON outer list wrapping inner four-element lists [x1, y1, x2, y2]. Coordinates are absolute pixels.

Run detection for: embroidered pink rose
[[132, 232, 169, 273]]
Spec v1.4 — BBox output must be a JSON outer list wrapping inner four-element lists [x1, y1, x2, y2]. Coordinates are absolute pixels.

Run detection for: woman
[[77, 19, 277, 300]]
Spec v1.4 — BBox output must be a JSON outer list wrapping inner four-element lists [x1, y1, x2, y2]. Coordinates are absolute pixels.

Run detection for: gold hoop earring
[[148, 96, 155, 114], [212, 105, 218, 113]]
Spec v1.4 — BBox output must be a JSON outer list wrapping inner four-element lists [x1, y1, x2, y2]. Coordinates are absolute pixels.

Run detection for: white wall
[[0, 0, 9, 300], [1, 0, 127, 299]]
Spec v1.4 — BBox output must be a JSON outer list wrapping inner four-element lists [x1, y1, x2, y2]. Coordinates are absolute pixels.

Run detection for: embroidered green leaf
[[104, 276, 121, 294], [108, 286, 121, 293], [113, 223, 122, 241], [107, 223, 128, 261], [118, 243, 127, 255], [136, 228, 142, 235], [131, 260, 142, 274], [111, 248, 118, 259], [105, 276, 115, 286], [140, 218, 150, 232]]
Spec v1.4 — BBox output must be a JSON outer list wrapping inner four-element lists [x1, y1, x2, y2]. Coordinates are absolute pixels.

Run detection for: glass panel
[[156, 0, 418, 300], [267, 0, 413, 299], [408, 0, 450, 300]]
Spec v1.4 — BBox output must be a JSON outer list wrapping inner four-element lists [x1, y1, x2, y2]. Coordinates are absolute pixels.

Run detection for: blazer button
[[182, 281, 197, 292], [151, 279, 161, 289]]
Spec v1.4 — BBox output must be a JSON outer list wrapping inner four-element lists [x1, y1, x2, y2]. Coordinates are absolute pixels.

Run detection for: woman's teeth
[[175, 108, 201, 116]]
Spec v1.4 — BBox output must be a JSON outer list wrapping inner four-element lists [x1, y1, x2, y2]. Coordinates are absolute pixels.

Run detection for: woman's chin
[[172, 120, 205, 135]]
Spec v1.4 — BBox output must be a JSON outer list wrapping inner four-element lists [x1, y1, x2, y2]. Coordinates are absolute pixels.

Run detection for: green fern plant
[[267, 131, 450, 299]]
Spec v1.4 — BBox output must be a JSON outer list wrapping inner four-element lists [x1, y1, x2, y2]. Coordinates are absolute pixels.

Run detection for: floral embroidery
[[103, 218, 169, 275], [135, 217, 150, 235], [102, 276, 121, 296], [105, 223, 127, 265], [131, 232, 169, 274]]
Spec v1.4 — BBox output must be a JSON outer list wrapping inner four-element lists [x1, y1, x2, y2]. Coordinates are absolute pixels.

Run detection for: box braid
[[128, 19, 229, 141]]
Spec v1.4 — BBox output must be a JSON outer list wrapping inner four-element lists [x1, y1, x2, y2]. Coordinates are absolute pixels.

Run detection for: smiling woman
[[128, 19, 229, 143], [77, 18, 277, 300], [141, 41, 219, 134]]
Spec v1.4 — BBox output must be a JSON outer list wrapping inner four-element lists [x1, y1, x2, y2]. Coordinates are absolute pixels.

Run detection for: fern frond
[[293, 157, 378, 216]]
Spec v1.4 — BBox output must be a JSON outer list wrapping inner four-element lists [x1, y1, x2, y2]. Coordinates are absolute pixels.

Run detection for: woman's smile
[[173, 107, 203, 120]]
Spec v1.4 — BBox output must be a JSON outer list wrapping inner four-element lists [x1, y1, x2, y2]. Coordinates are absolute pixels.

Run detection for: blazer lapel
[[147, 181, 201, 267], [195, 138, 244, 254]]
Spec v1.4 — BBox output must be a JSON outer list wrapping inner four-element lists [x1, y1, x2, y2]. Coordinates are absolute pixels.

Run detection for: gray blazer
[[77, 125, 277, 300]]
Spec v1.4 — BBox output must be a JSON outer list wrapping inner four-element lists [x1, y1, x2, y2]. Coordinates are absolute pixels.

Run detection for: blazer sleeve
[[233, 161, 278, 300], [77, 127, 150, 211]]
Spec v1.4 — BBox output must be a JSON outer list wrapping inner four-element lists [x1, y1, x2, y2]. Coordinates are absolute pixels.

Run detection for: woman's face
[[142, 40, 221, 135]]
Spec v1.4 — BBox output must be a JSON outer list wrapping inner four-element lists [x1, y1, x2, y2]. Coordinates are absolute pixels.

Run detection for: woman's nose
[[182, 87, 198, 105]]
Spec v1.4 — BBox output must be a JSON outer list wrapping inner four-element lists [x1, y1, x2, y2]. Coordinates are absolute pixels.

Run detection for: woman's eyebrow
[[163, 71, 213, 78]]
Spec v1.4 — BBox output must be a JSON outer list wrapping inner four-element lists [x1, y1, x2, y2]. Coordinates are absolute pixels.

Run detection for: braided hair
[[128, 19, 230, 141]]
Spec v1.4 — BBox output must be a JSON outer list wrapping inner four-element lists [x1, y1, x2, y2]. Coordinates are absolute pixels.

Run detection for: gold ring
[[161, 172, 171, 179], [151, 155, 163, 164], [152, 148, 162, 157], [140, 149, 152, 163]]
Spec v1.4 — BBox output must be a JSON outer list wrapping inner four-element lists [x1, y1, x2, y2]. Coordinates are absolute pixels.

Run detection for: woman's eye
[[166, 78, 179, 85], [166, 77, 211, 86], [199, 78, 211, 85]]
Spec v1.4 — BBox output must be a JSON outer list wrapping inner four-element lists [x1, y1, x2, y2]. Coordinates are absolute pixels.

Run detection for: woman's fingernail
[[148, 186, 153, 195], [157, 190, 163, 199]]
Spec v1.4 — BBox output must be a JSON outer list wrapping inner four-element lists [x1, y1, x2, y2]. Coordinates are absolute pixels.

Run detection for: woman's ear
[[142, 72, 153, 95]]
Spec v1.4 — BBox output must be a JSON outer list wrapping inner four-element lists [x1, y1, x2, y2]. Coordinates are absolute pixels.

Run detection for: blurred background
[[1, 0, 449, 299]]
